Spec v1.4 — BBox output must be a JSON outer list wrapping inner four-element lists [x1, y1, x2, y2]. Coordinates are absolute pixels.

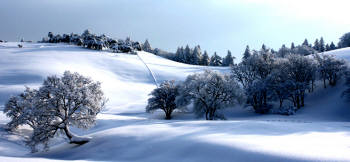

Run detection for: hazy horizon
[[1, 0, 349, 59]]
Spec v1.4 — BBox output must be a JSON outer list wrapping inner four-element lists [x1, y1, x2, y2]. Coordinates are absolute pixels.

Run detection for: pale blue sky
[[0, 0, 349, 59]]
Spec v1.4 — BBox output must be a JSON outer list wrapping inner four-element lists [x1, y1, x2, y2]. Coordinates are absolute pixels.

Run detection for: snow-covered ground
[[0, 42, 350, 161]]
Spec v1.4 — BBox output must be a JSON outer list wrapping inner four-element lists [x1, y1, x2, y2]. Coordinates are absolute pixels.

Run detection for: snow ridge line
[[136, 52, 159, 88]]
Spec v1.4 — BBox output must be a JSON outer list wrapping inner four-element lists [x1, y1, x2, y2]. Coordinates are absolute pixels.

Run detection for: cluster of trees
[[41, 30, 142, 53], [3, 71, 106, 152], [232, 46, 347, 114], [143, 42, 235, 67], [147, 48, 348, 119], [146, 70, 243, 120], [171, 45, 235, 66]]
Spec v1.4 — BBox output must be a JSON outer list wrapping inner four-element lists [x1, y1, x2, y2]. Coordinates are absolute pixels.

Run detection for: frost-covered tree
[[231, 50, 275, 113], [283, 55, 315, 108], [146, 80, 179, 120], [190, 45, 201, 65], [292, 45, 317, 56], [209, 52, 222, 66], [222, 50, 235, 66], [277, 44, 291, 58], [242, 45, 251, 60], [4, 71, 106, 152], [314, 54, 346, 88], [177, 70, 242, 120], [4, 87, 39, 131], [200, 50, 210, 66]]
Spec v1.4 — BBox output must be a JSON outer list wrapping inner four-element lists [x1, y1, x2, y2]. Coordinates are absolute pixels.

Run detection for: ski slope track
[[0, 42, 350, 162]]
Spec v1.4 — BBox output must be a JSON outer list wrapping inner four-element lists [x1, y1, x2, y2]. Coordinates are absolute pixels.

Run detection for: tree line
[[41, 29, 142, 53]]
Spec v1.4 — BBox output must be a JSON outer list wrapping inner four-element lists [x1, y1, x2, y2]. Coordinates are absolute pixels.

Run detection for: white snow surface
[[0, 42, 350, 162]]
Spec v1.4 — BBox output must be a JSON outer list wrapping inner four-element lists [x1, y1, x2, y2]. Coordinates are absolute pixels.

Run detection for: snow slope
[[0, 42, 350, 162]]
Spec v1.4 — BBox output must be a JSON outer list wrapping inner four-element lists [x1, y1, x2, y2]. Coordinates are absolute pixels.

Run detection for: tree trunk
[[165, 111, 172, 120], [296, 95, 301, 109], [64, 125, 73, 140]]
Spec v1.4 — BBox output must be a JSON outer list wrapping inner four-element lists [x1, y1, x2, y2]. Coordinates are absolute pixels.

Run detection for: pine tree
[[291, 42, 295, 49], [319, 37, 325, 52], [191, 45, 201, 65], [143, 39, 152, 52], [222, 50, 234, 66], [330, 42, 336, 50], [313, 39, 320, 51], [200, 51, 210, 66], [302, 39, 309, 47], [209, 52, 222, 66], [243, 45, 251, 60], [262, 44, 267, 52], [184, 45, 191, 64], [325, 44, 330, 51]]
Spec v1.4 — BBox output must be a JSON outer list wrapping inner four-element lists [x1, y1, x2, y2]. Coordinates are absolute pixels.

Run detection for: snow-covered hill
[[0, 42, 350, 162]]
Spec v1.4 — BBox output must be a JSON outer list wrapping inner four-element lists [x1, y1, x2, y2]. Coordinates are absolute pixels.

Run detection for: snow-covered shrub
[[4, 71, 106, 152], [146, 80, 179, 120], [177, 70, 243, 120]]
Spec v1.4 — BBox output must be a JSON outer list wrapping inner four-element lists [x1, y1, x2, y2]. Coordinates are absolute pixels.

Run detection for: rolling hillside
[[0, 42, 350, 162]]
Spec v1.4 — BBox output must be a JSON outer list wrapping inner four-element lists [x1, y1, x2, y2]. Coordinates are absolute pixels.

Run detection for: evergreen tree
[[330, 42, 336, 50], [143, 39, 152, 52], [184, 45, 191, 64], [313, 39, 320, 51], [209, 52, 222, 66], [191, 45, 201, 65], [222, 50, 235, 66], [302, 39, 309, 47], [291, 42, 295, 49], [319, 37, 325, 52], [243, 45, 251, 60], [200, 51, 210, 66], [262, 44, 267, 52]]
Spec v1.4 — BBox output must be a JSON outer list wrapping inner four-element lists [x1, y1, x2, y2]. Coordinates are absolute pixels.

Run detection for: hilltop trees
[[4, 71, 106, 152], [146, 80, 179, 120], [42, 30, 142, 53]]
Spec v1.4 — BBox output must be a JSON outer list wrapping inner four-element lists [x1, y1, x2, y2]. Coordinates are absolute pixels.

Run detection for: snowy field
[[1, 42, 350, 161]]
